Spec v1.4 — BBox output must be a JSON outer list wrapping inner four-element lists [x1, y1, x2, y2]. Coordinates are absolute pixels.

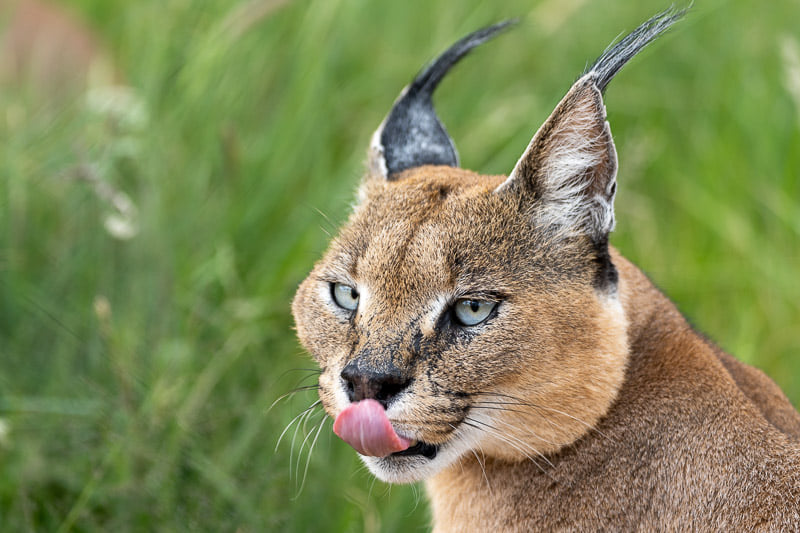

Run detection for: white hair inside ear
[[495, 7, 683, 240], [496, 78, 617, 241]]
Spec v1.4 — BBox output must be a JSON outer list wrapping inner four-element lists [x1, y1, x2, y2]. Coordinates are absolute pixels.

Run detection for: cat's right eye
[[453, 298, 497, 326], [331, 283, 360, 311]]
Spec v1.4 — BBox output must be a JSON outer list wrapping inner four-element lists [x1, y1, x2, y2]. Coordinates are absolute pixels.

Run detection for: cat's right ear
[[366, 21, 515, 181]]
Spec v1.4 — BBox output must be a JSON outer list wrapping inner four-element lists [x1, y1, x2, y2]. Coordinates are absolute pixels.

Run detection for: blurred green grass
[[1, 0, 799, 530]]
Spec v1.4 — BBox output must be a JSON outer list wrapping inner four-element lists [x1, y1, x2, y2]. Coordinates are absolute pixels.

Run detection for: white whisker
[[295, 410, 326, 485], [275, 399, 322, 452], [294, 415, 328, 497], [466, 416, 553, 474], [289, 404, 318, 480]]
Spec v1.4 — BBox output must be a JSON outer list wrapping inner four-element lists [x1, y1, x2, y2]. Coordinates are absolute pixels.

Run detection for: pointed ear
[[496, 78, 617, 240], [496, 7, 686, 240], [367, 20, 515, 180]]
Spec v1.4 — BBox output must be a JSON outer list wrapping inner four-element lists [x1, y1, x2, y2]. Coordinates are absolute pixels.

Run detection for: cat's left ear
[[495, 77, 618, 240], [495, 8, 685, 241], [368, 21, 514, 179]]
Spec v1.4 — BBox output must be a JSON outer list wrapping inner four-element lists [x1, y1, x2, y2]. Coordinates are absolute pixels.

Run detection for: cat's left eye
[[453, 299, 497, 326], [332, 283, 360, 311]]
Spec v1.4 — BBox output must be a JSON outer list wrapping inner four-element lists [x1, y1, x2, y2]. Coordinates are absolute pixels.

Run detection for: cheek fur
[[317, 364, 349, 418]]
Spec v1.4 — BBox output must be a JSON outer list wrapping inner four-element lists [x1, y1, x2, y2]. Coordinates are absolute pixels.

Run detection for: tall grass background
[[1, 0, 798, 530]]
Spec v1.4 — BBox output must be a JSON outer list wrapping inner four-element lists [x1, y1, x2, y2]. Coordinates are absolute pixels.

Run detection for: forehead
[[330, 167, 513, 295], [319, 165, 593, 314]]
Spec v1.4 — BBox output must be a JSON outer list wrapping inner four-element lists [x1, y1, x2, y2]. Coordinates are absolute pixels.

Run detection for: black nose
[[340, 362, 411, 408]]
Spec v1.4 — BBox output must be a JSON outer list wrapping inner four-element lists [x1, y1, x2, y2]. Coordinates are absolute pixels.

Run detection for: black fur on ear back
[[376, 20, 516, 178], [592, 235, 619, 291], [584, 7, 686, 93], [581, 7, 686, 291]]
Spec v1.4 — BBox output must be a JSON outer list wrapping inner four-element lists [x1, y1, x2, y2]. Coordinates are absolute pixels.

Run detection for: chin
[[360, 429, 477, 484]]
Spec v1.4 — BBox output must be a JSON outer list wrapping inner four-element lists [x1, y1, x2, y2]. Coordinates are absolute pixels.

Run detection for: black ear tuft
[[372, 20, 516, 179], [497, 8, 687, 242], [585, 7, 687, 93]]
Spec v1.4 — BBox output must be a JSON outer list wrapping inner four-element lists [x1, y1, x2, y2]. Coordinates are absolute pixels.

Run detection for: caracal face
[[292, 167, 627, 483]]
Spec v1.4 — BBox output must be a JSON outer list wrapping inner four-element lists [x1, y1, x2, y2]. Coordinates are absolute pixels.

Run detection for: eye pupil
[[469, 301, 480, 313]]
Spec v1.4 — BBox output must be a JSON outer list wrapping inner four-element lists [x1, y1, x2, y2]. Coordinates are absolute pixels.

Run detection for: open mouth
[[391, 440, 438, 459], [334, 399, 444, 459]]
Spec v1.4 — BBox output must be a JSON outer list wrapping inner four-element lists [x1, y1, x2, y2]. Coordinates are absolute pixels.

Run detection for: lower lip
[[391, 441, 438, 459]]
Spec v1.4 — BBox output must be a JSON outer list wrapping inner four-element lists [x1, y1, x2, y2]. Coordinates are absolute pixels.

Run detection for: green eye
[[332, 283, 359, 311], [453, 299, 496, 326]]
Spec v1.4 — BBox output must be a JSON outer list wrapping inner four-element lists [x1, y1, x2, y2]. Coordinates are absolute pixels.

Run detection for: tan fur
[[426, 252, 800, 530], [291, 22, 800, 530]]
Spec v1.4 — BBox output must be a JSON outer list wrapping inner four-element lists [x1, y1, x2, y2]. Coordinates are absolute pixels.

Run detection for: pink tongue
[[333, 399, 412, 457]]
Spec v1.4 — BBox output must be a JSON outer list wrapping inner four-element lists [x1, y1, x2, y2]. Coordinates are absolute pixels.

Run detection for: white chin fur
[[359, 423, 482, 484]]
